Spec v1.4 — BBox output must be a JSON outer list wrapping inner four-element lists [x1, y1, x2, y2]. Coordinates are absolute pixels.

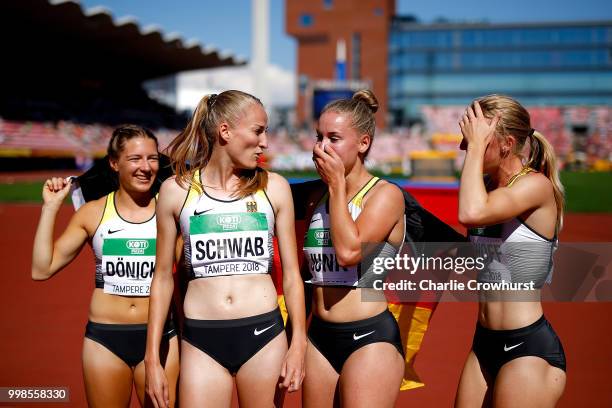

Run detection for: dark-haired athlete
[[32, 125, 179, 407]]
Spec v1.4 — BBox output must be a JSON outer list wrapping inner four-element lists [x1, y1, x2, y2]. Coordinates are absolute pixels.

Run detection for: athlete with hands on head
[[145, 90, 306, 408], [455, 95, 566, 407], [32, 125, 179, 407]]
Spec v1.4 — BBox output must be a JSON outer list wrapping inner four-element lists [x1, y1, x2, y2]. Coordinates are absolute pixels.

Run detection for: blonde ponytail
[[166, 90, 268, 197], [527, 131, 565, 229], [167, 94, 216, 192]]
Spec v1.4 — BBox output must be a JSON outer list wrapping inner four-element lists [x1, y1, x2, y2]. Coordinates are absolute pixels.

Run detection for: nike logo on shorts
[[108, 229, 123, 234], [353, 330, 375, 341], [254, 323, 276, 336], [193, 208, 212, 216], [504, 342, 524, 352]]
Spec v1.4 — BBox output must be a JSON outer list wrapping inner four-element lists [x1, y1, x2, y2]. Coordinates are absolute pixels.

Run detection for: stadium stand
[[265, 103, 610, 174], [0, 1, 608, 174], [0, 0, 243, 166]]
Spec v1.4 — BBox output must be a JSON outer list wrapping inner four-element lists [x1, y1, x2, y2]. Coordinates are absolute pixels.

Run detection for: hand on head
[[459, 101, 501, 152]]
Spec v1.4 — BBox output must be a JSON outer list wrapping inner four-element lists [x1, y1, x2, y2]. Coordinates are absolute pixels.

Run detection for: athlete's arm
[[459, 172, 552, 227], [267, 172, 307, 392], [145, 177, 183, 408], [458, 102, 551, 227], [332, 183, 404, 266], [31, 177, 96, 280], [313, 144, 404, 266]]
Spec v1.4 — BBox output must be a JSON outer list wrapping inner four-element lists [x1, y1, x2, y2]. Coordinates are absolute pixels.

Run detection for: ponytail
[[167, 94, 215, 192], [527, 131, 565, 229], [166, 90, 268, 198]]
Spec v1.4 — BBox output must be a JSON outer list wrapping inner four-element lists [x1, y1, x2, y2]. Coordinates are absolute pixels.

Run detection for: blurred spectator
[[2, 104, 610, 173]]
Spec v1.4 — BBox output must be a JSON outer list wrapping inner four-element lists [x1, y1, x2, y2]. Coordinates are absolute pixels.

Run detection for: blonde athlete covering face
[[31, 125, 179, 407], [145, 90, 306, 408], [455, 95, 566, 408], [302, 90, 406, 408]]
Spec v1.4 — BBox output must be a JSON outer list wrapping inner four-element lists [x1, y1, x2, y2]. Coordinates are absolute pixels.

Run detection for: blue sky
[[80, 0, 612, 70]]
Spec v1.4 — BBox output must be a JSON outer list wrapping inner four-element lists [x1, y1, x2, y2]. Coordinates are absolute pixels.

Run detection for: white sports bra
[[92, 192, 157, 296], [179, 169, 275, 280]]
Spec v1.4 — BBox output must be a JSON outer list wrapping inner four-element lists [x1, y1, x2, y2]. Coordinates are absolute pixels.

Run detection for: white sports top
[[469, 219, 557, 288], [468, 170, 557, 288], [92, 192, 157, 296], [179, 169, 275, 280], [304, 177, 400, 287]]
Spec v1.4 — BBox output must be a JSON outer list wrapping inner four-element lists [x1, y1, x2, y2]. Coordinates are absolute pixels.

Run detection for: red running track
[[0, 204, 611, 407]]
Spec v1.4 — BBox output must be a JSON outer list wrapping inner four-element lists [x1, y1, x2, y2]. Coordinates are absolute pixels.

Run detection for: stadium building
[[286, 0, 395, 126], [286, 0, 612, 128], [389, 18, 612, 125]]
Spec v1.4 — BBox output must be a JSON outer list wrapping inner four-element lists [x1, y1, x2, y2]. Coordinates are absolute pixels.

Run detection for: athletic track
[[1, 203, 610, 407]]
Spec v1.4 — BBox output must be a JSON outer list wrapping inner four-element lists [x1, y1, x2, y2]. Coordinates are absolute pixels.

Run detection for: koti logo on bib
[[126, 240, 149, 254], [314, 230, 330, 246], [305, 228, 333, 247], [217, 215, 241, 230]]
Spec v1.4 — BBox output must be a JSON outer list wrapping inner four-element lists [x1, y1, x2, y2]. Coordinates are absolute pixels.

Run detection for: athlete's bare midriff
[[88, 288, 150, 324], [184, 274, 279, 320], [478, 296, 544, 330], [476, 201, 551, 331], [312, 287, 388, 323]]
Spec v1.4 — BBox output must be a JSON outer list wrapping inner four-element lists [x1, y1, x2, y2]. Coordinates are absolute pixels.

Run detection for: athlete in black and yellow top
[[145, 90, 306, 408], [31, 125, 179, 407], [302, 90, 406, 408], [455, 95, 566, 407]]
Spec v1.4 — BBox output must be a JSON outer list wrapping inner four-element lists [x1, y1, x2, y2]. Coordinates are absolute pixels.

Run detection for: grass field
[[0, 171, 610, 212], [0, 182, 47, 203], [557, 171, 612, 212]]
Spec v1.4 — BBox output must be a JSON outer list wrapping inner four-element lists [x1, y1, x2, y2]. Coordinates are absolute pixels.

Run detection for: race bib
[[102, 238, 156, 296], [469, 227, 511, 283], [189, 212, 270, 277], [304, 227, 358, 286]]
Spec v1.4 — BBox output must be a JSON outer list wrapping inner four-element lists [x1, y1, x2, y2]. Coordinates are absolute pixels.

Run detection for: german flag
[[281, 180, 464, 391]]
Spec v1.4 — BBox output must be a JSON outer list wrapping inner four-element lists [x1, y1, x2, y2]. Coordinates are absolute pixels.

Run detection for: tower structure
[[286, 0, 395, 127], [253, 0, 270, 106]]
